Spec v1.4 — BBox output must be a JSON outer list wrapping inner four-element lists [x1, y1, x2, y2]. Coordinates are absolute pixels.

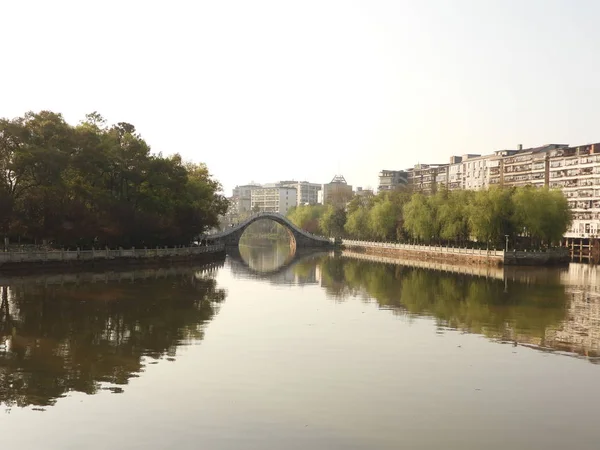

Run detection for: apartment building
[[355, 187, 374, 197], [435, 154, 490, 191], [278, 180, 321, 205], [250, 186, 297, 214], [407, 164, 447, 193], [378, 170, 408, 192], [380, 142, 600, 247], [231, 184, 262, 215], [548, 144, 600, 238]]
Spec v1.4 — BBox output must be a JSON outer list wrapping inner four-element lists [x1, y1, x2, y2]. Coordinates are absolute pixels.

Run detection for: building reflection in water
[[0, 262, 226, 410]]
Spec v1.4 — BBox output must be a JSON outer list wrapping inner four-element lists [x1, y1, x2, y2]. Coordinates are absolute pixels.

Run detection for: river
[[1, 243, 599, 449]]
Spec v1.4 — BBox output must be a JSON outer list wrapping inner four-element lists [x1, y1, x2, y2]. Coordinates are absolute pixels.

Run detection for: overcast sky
[[2, 0, 599, 195]]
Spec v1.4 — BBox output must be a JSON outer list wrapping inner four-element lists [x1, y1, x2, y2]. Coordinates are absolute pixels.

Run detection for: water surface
[[1, 246, 599, 449]]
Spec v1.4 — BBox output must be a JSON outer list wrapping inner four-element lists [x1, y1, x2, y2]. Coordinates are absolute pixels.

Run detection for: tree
[[438, 190, 472, 243], [320, 205, 346, 237], [368, 197, 398, 240], [0, 110, 228, 248], [287, 204, 327, 234], [512, 187, 571, 247], [403, 193, 439, 242], [345, 206, 371, 240], [468, 187, 515, 247]]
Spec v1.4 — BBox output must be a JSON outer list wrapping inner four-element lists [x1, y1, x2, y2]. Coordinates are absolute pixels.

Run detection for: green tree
[[512, 187, 571, 247], [368, 197, 398, 240], [0, 110, 228, 248], [403, 193, 439, 242], [320, 205, 346, 237], [287, 204, 327, 234], [438, 190, 472, 243], [345, 206, 371, 239], [468, 187, 516, 247]]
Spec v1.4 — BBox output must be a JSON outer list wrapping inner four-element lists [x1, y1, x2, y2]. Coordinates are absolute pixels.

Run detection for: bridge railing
[[0, 244, 225, 266]]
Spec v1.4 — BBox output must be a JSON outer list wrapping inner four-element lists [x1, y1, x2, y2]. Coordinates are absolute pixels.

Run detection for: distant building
[[251, 186, 297, 214], [407, 163, 447, 194], [278, 180, 321, 205], [355, 187, 374, 197], [322, 175, 353, 207], [378, 170, 408, 192], [232, 184, 262, 215]]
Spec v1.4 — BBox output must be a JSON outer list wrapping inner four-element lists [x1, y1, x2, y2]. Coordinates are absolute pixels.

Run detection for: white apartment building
[[279, 181, 321, 205], [435, 154, 489, 191], [232, 184, 261, 215], [548, 144, 600, 238], [251, 187, 297, 214], [462, 154, 490, 190]]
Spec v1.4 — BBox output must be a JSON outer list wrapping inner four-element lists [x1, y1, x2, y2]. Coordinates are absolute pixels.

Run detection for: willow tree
[[403, 193, 439, 243], [512, 187, 571, 247], [468, 187, 516, 247]]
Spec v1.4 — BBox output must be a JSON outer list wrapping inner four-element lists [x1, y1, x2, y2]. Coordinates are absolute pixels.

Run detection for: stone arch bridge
[[204, 212, 332, 251]]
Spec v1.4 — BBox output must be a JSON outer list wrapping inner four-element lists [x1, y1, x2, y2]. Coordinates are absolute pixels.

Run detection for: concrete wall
[[342, 240, 571, 267], [504, 248, 570, 266], [0, 244, 225, 268], [342, 240, 503, 267]]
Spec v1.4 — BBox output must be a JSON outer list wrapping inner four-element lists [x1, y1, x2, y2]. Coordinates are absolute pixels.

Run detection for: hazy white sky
[[2, 0, 599, 195]]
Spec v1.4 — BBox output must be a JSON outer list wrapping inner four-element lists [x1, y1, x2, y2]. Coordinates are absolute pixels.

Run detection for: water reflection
[[3, 250, 600, 416], [233, 243, 326, 285], [0, 263, 226, 410], [319, 253, 600, 362], [238, 242, 295, 273]]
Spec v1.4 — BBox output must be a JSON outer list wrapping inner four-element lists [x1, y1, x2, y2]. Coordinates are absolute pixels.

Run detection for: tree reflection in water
[[319, 256, 580, 352], [0, 264, 226, 410]]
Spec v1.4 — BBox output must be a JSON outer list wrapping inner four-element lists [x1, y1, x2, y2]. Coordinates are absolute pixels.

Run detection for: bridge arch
[[204, 212, 332, 252]]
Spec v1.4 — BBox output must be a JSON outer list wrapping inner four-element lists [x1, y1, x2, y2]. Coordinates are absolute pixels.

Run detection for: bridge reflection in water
[[230, 242, 332, 285]]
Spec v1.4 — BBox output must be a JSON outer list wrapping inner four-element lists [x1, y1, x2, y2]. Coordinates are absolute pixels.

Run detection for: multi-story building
[[355, 187, 374, 197], [322, 175, 353, 207], [461, 154, 490, 190], [278, 180, 321, 206], [231, 184, 262, 215], [380, 141, 600, 249], [407, 163, 447, 193], [445, 156, 464, 190], [548, 143, 600, 238], [378, 170, 408, 192], [250, 186, 297, 214], [501, 144, 567, 188]]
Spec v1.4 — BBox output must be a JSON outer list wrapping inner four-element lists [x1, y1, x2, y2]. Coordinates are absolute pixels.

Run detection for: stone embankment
[[0, 260, 224, 286], [0, 244, 226, 271], [341, 240, 570, 267]]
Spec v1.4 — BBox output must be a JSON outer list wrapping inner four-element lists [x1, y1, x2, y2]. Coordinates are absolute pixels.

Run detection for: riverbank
[[0, 244, 226, 272], [341, 240, 570, 267], [0, 259, 225, 286]]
